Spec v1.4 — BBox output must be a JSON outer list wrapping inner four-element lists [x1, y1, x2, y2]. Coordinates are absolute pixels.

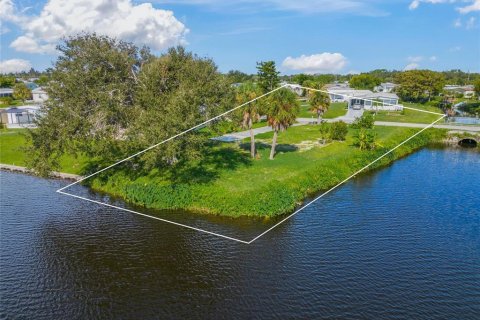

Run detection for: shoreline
[[0, 163, 82, 181]]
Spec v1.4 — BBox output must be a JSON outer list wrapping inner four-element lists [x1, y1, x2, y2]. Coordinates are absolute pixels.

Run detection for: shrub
[[354, 128, 377, 150], [318, 121, 330, 144], [329, 121, 348, 141], [351, 112, 374, 129]]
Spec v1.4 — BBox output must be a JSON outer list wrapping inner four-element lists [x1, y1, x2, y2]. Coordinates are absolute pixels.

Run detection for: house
[[444, 85, 476, 98], [32, 87, 48, 103], [0, 88, 14, 98], [327, 87, 403, 111], [0, 105, 41, 128], [374, 82, 397, 93]]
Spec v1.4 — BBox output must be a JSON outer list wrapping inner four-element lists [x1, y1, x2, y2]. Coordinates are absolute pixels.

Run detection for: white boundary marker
[[57, 84, 445, 244]]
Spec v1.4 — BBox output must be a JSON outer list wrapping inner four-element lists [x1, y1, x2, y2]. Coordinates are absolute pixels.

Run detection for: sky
[[0, 0, 479, 75]]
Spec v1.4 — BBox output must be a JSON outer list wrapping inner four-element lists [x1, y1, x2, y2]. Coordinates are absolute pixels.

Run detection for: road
[[214, 118, 480, 141]]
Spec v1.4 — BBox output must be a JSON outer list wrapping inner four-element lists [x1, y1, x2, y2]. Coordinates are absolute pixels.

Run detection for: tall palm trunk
[[317, 110, 322, 124], [249, 117, 255, 158], [269, 128, 278, 160]]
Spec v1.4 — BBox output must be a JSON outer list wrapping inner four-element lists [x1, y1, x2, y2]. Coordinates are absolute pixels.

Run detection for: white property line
[[57, 84, 446, 244]]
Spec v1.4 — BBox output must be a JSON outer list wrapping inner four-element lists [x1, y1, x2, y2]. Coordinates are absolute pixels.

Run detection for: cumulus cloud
[[0, 59, 32, 74], [404, 63, 419, 71], [5, 0, 188, 54], [282, 53, 347, 74]]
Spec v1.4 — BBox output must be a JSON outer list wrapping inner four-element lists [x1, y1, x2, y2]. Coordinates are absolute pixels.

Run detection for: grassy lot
[[299, 102, 347, 119], [372, 102, 444, 124], [0, 129, 87, 174], [90, 124, 446, 217]]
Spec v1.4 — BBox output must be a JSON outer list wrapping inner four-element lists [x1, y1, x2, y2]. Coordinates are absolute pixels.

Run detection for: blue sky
[[0, 0, 479, 74]]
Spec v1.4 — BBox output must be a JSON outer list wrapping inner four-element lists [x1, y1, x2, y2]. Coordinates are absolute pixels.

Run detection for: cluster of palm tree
[[235, 82, 300, 160]]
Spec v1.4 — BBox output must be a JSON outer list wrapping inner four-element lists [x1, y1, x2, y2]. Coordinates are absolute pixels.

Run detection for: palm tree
[[236, 82, 261, 158], [307, 84, 330, 124], [265, 88, 300, 160]]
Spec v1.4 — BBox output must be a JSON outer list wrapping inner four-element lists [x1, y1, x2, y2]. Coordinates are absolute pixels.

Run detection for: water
[[1, 148, 479, 319]]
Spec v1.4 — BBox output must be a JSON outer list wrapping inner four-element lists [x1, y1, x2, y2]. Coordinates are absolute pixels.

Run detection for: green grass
[[372, 102, 444, 124], [89, 124, 446, 217], [298, 102, 347, 119], [0, 129, 87, 174]]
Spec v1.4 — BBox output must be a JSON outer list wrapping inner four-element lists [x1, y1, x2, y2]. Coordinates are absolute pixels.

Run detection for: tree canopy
[[26, 34, 233, 176], [256, 61, 280, 93], [13, 83, 31, 101], [395, 70, 445, 102], [349, 74, 382, 90]]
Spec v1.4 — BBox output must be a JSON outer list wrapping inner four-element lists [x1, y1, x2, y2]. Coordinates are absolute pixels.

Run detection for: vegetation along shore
[[1, 33, 478, 217]]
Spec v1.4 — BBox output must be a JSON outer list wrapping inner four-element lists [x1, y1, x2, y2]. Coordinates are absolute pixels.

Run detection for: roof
[[2, 105, 41, 113], [31, 87, 47, 93], [0, 88, 14, 94]]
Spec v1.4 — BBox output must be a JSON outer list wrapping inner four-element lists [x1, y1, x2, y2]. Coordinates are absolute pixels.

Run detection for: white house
[[374, 82, 397, 93], [0, 105, 41, 128], [32, 87, 48, 103], [327, 87, 403, 111], [0, 88, 14, 98]]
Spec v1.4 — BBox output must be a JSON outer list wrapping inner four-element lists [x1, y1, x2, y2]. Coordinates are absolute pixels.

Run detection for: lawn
[[372, 102, 445, 124], [90, 124, 446, 217], [298, 102, 347, 119], [0, 129, 87, 174]]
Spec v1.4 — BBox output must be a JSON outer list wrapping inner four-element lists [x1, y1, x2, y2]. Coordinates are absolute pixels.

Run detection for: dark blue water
[[1, 147, 479, 319]]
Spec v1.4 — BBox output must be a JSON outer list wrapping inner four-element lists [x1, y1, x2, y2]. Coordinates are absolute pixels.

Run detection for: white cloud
[[0, 59, 32, 74], [429, 55, 437, 61], [457, 0, 480, 13], [407, 55, 424, 63], [282, 53, 348, 74], [404, 62, 419, 71], [449, 45, 461, 52], [408, 0, 480, 13], [6, 0, 188, 54], [466, 16, 476, 29]]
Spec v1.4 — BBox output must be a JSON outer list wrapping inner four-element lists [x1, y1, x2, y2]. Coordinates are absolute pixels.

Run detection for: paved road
[[375, 121, 480, 132], [214, 117, 480, 141]]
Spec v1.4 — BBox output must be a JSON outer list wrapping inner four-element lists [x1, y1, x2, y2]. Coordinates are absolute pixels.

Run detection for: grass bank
[[299, 102, 348, 119], [0, 129, 87, 174], [89, 125, 446, 217], [372, 102, 444, 124]]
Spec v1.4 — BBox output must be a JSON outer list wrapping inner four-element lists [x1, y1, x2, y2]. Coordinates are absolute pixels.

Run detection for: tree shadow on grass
[[81, 141, 253, 186], [240, 142, 299, 154]]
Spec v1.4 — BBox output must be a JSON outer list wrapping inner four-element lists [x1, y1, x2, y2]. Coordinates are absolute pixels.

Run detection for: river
[[1, 147, 479, 319]]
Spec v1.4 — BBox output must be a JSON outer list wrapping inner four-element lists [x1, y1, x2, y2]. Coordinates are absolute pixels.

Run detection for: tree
[[129, 46, 233, 169], [25, 33, 149, 175], [0, 75, 15, 87], [256, 61, 280, 93], [235, 82, 262, 158], [395, 70, 445, 102], [307, 83, 330, 123], [474, 79, 480, 97], [13, 83, 31, 102], [349, 74, 382, 90], [225, 70, 252, 84], [265, 88, 300, 159]]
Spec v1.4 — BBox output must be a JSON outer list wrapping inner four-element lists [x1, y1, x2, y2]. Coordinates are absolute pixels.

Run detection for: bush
[[354, 128, 377, 150], [351, 112, 374, 129], [318, 121, 330, 143], [329, 121, 348, 141]]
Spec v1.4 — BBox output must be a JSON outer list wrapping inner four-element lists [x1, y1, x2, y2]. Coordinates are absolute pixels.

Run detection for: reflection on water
[[1, 148, 479, 319]]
